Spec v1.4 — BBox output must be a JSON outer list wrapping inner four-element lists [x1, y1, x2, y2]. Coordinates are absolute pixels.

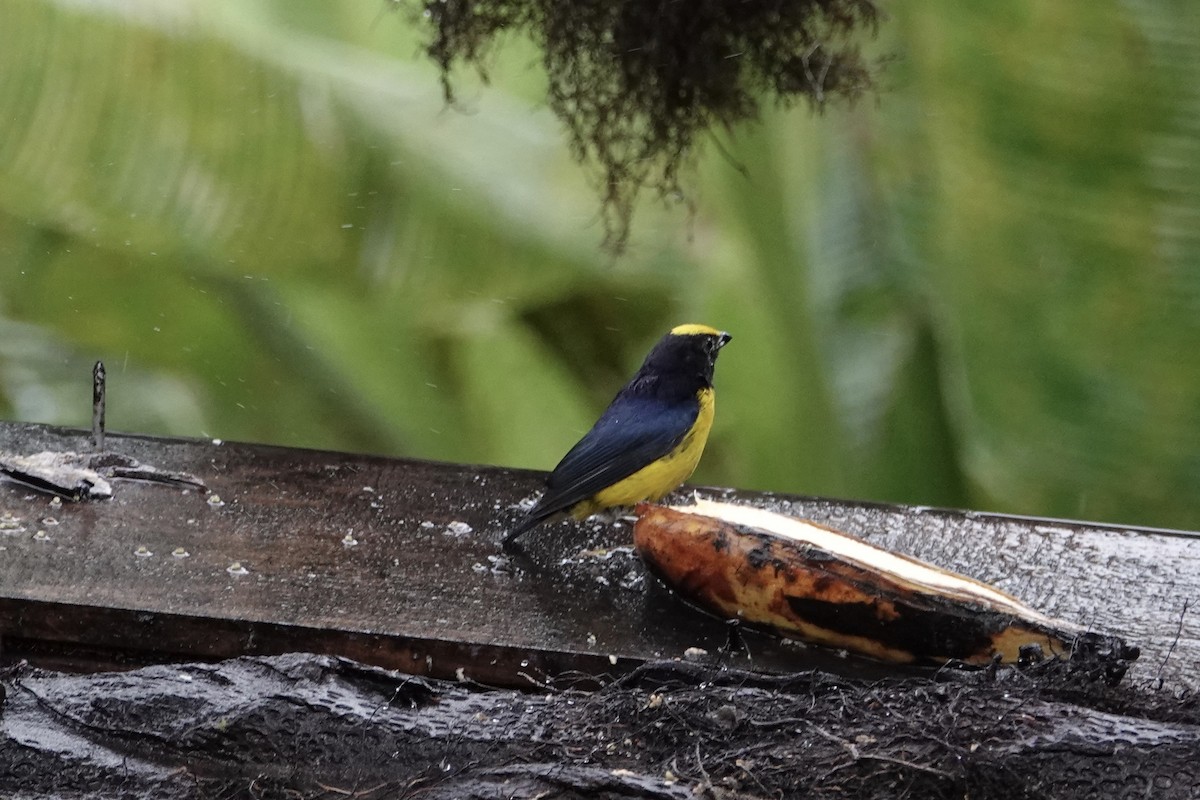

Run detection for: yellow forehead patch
[[670, 323, 722, 337]]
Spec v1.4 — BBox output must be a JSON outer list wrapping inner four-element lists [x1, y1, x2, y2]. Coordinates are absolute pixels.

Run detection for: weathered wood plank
[[1, 421, 1197, 687], [4, 654, 1199, 800]]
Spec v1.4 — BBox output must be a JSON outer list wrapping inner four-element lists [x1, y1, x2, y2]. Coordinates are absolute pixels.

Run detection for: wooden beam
[[3, 654, 1198, 799], [1, 421, 1196, 687]]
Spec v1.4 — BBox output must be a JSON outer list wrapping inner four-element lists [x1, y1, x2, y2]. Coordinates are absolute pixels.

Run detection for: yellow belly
[[572, 388, 715, 518]]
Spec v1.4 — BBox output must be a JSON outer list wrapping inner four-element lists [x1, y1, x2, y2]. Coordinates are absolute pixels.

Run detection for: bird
[[504, 323, 731, 546]]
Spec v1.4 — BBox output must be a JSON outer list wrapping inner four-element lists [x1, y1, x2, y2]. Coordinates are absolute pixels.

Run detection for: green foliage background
[[1, 0, 1197, 529]]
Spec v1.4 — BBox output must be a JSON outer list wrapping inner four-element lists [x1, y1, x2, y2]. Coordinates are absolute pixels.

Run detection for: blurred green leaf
[[0, 0, 1196, 531]]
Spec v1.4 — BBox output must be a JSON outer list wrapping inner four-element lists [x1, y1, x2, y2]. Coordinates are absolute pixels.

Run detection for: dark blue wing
[[532, 393, 699, 517]]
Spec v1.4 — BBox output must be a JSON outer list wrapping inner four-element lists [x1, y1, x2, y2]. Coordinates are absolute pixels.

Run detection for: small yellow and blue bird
[[504, 324, 731, 546]]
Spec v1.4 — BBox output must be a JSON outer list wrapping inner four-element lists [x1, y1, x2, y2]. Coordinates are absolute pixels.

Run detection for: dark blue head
[[629, 324, 731, 398]]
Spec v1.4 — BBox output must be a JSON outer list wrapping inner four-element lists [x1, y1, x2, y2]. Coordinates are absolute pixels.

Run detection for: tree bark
[[2, 654, 1197, 800]]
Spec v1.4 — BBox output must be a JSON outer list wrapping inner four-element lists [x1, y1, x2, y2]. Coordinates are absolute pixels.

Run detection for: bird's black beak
[[717, 332, 732, 349]]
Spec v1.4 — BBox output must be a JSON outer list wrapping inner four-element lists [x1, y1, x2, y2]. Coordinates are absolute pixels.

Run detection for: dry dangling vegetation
[[418, 0, 881, 249]]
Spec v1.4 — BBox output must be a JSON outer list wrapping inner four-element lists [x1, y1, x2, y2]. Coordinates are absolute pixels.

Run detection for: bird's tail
[[502, 508, 548, 548]]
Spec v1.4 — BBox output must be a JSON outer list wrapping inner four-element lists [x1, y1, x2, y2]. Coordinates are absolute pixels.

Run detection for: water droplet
[[134, 545, 153, 558], [33, 530, 50, 541], [172, 547, 190, 559], [207, 494, 225, 507], [227, 561, 249, 576], [619, 570, 644, 590]]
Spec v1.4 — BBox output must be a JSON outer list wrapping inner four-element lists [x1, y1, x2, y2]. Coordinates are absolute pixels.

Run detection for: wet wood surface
[[5, 653, 1198, 800], [1, 421, 1197, 687]]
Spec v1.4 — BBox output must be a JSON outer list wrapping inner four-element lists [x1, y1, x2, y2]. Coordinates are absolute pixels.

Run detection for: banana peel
[[634, 499, 1137, 667]]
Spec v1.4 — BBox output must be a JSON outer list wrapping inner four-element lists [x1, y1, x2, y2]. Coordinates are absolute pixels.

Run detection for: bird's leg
[[586, 507, 629, 527]]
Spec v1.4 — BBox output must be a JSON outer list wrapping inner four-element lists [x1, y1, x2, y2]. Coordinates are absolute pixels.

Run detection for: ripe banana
[[634, 499, 1134, 667]]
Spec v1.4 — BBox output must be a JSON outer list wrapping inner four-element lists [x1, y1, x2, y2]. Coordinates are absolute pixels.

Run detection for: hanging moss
[[417, 0, 882, 251]]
